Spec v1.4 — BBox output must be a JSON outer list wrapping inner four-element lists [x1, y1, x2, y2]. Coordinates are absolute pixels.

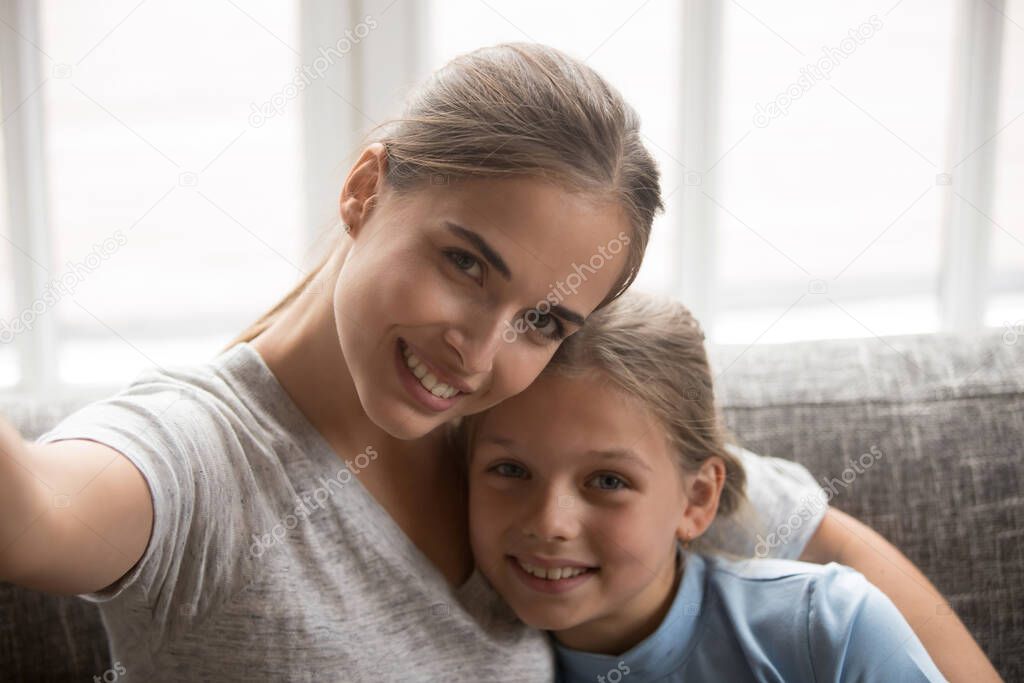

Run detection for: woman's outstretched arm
[[0, 415, 153, 594], [800, 507, 1002, 682]]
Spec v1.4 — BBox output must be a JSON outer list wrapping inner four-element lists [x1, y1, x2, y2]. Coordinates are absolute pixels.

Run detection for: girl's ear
[[340, 142, 388, 236], [677, 456, 726, 541]]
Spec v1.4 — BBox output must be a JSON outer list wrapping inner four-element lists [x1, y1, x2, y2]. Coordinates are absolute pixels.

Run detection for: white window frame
[[2, 0, 58, 394], [0, 0, 1017, 398]]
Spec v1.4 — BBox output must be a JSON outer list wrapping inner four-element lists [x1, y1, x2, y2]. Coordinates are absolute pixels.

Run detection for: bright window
[[39, 1, 304, 385]]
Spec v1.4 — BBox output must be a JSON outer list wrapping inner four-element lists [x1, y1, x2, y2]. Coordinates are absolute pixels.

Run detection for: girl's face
[[335, 153, 630, 440], [467, 371, 693, 651]]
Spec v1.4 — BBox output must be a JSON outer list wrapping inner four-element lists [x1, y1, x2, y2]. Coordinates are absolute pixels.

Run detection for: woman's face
[[335, 155, 632, 440], [467, 371, 689, 649]]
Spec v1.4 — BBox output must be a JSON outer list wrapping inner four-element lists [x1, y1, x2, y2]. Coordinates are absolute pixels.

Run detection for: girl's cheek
[[589, 508, 648, 555]]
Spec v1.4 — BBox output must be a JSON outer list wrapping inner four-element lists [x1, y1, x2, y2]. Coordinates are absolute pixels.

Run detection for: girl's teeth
[[517, 559, 590, 580], [403, 345, 459, 399]]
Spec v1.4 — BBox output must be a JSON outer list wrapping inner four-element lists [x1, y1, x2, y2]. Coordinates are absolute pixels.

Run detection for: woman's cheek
[[494, 347, 556, 404]]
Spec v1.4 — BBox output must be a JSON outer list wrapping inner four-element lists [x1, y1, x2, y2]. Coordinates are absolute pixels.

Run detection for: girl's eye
[[445, 249, 483, 284], [524, 309, 567, 342], [588, 473, 629, 491], [490, 462, 528, 479]]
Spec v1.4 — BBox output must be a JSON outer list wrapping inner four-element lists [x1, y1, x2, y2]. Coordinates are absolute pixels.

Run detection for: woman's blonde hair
[[458, 290, 747, 518], [228, 42, 663, 347]]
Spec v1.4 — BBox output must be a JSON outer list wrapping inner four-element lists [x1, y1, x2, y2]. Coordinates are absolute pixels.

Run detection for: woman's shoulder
[[42, 343, 296, 444]]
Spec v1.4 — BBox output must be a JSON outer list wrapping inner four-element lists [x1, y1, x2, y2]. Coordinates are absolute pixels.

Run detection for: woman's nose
[[444, 311, 509, 374]]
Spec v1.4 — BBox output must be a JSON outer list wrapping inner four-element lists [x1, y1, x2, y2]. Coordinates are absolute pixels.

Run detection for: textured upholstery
[[709, 330, 1023, 680], [2, 331, 1021, 679]]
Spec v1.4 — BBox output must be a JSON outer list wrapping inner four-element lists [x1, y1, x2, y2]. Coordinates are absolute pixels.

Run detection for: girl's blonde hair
[[458, 290, 747, 518], [228, 42, 663, 347]]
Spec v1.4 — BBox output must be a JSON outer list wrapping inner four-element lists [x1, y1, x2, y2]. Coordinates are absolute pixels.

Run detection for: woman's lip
[[399, 338, 474, 394], [395, 338, 463, 413]]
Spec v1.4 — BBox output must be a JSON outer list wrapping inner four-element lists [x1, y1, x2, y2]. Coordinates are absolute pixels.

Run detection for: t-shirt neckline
[[217, 342, 481, 600]]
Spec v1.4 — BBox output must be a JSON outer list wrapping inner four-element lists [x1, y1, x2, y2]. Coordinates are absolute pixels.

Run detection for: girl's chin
[[503, 598, 590, 632], [518, 610, 586, 634]]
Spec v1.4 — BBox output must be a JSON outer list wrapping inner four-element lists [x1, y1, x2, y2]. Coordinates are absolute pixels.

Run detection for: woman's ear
[[677, 456, 726, 541], [340, 142, 388, 236]]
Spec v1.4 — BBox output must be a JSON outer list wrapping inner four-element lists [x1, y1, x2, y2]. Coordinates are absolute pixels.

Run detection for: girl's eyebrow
[[444, 221, 586, 327], [478, 438, 652, 474], [478, 434, 516, 449], [586, 448, 653, 473]]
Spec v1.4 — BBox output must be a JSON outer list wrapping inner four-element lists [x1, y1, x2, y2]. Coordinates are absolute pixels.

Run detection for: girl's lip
[[514, 553, 598, 569], [394, 338, 464, 413], [506, 555, 598, 595]]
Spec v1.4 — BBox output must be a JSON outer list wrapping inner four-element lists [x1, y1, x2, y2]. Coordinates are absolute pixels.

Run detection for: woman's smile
[[395, 337, 471, 412]]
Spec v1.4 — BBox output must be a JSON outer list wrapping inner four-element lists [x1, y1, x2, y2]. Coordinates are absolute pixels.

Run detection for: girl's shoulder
[[698, 553, 944, 680], [703, 553, 852, 583]]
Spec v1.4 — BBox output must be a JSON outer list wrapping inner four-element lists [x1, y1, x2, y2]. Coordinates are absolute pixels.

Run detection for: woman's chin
[[364, 400, 443, 441]]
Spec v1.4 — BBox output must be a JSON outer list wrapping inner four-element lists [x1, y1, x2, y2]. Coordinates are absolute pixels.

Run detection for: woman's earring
[[342, 222, 351, 235]]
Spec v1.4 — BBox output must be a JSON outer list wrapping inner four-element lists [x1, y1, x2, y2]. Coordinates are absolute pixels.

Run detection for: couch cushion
[[709, 330, 1024, 681]]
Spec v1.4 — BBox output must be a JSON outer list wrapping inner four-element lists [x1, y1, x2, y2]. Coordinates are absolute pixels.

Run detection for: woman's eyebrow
[[445, 222, 512, 281]]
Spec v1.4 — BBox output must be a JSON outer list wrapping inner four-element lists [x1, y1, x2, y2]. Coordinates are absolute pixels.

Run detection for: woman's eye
[[524, 309, 567, 342], [445, 249, 483, 283], [588, 473, 629, 491], [491, 462, 528, 479]]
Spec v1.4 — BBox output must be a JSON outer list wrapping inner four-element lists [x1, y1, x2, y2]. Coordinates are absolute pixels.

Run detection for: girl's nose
[[521, 487, 581, 542]]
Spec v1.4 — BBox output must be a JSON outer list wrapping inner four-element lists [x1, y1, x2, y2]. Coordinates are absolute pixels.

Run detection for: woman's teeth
[[402, 345, 460, 399], [517, 558, 591, 580]]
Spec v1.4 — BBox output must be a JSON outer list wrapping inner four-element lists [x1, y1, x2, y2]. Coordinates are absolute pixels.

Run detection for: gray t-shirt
[[37, 343, 826, 681]]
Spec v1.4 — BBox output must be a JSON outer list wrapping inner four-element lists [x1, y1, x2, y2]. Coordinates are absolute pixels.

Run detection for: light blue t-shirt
[[554, 550, 945, 682]]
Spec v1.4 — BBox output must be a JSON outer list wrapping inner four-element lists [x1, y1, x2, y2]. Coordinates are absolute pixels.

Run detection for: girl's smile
[[507, 553, 601, 595]]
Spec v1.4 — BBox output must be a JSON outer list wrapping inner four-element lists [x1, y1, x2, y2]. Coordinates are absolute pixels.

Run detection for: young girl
[[0, 42, 988, 680], [463, 291, 945, 681]]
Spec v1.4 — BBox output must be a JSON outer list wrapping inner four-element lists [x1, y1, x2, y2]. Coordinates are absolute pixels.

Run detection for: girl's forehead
[[472, 373, 678, 473], [482, 371, 653, 433]]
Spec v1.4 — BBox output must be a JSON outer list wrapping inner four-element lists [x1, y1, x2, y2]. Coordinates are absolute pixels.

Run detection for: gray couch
[[2, 331, 1021, 680]]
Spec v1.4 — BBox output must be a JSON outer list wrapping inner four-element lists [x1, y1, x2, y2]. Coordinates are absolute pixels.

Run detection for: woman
[[0, 43, 995, 681]]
